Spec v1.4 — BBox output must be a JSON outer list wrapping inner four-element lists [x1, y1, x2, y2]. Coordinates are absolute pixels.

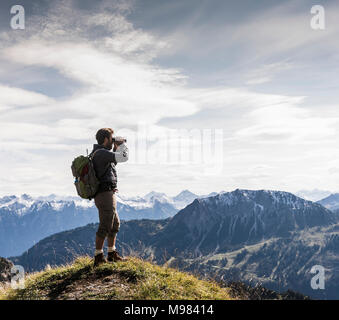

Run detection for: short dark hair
[[96, 128, 114, 145]]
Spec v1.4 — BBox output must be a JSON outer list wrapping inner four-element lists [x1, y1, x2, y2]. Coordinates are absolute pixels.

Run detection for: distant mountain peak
[[199, 189, 318, 211], [177, 189, 194, 195], [0, 195, 16, 204], [319, 193, 339, 202], [317, 193, 339, 211], [144, 191, 167, 199], [173, 190, 197, 200], [21, 194, 33, 201]]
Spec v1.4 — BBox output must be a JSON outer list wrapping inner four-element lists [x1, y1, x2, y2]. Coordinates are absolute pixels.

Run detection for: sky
[[0, 0, 339, 198]]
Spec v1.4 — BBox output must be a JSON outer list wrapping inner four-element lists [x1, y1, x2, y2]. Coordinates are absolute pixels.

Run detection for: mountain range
[[0, 190, 215, 257], [8, 189, 339, 299]]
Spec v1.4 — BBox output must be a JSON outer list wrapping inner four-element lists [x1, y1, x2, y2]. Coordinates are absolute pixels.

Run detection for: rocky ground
[[0, 257, 13, 283]]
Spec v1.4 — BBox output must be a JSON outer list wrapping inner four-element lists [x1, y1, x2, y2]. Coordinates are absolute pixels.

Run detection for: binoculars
[[112, 136, 127, 145]]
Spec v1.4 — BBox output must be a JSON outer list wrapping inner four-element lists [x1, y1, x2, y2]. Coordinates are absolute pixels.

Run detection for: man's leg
[[107, 193, 126, 261], [107, 192, 119, 251], [107, 235, 116, 249], [96, 235, 105, 250], [93, 191, 114, 265]]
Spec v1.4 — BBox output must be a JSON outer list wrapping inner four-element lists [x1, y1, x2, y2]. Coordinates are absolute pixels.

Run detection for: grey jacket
[[91, 143, 129, 189]]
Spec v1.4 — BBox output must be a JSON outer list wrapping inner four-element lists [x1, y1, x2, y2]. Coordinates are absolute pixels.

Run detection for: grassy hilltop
[[0, 256, 235, 300]]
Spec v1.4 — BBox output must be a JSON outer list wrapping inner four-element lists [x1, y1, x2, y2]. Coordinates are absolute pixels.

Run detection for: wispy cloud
[[0, 0, 339, 197], [245, 62, 294, 85]]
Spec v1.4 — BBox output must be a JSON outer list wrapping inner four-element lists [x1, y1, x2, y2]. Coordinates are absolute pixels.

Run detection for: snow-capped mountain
[[0, 190, 202, 257], [143, 191, 171, 203], [0, 190, 200, 216], [151, 189, 338, 257], [0, 194, 93, 215], [118, 190, 207, 210], [172, 190, 199, 209], [119, 191, 185, 210]]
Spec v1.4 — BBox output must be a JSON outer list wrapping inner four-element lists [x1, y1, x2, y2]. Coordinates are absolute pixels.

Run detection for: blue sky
[[0, 0, 338, 198]]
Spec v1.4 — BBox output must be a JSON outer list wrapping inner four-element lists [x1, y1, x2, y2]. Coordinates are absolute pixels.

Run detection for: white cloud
[[0, 84, 52, 111], [235, 102, 339, 144], [0, 0, 339, 197]]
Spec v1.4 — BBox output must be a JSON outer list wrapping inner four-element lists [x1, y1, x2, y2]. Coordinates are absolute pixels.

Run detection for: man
[[91, 128, 129, 267]]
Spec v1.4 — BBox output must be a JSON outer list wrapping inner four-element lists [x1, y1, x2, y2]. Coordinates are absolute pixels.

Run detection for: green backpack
[[71, 150, 103, 200]]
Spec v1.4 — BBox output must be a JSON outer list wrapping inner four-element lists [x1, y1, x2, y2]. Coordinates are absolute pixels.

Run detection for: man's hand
[[113, 142, 118, 152]]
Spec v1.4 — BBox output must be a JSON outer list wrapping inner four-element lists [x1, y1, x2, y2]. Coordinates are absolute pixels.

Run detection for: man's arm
[[96, 143, 129, 165], [112, 142, 129, 164]]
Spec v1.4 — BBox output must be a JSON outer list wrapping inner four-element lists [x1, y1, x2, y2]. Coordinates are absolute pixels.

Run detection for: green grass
[[0, 256, 234, 300]]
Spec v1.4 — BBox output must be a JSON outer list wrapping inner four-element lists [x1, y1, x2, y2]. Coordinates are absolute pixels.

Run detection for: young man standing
[[91, 128, 129, 267]]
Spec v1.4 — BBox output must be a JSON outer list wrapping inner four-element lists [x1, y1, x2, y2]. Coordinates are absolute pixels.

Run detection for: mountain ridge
[[150, 188, 337, 259], [0, 189, 204, 257], [8, 189, 339, 299]]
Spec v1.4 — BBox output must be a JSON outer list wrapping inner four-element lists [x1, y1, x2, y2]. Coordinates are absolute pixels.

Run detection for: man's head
[[96, 128, 114, 149]]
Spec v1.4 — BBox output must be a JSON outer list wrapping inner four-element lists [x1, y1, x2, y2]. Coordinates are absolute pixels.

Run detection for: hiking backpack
[[71, 149, 103, 200]]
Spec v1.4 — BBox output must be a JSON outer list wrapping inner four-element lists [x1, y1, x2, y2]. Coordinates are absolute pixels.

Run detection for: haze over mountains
[[7, 189, 339, 299], [0, 190, 215, 257], [295, 189, 333, 202]]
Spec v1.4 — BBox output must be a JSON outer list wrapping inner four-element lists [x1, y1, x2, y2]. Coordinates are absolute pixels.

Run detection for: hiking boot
[[107, 250, 128, 262], [93, 252, 107, 267]]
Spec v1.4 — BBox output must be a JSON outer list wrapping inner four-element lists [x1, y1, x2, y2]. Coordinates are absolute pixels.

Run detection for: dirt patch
[[54, 272, 137, 300]]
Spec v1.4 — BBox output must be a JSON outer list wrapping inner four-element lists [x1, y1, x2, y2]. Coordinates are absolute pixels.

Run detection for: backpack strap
[[90, 149, 112, 180], [89, 149, 100, 159]]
